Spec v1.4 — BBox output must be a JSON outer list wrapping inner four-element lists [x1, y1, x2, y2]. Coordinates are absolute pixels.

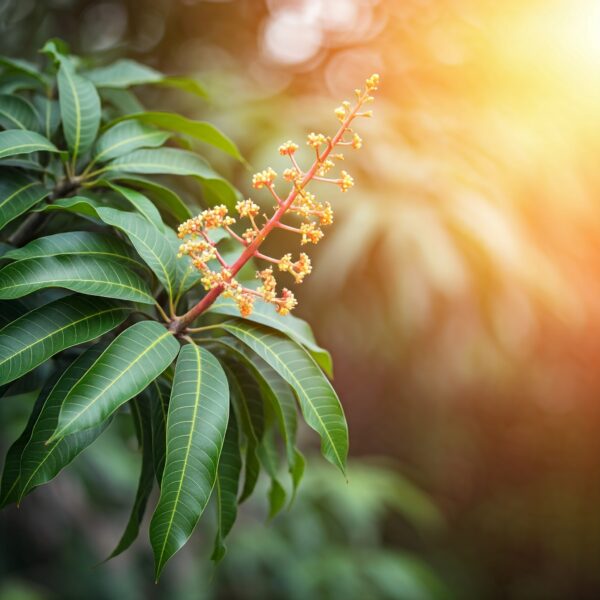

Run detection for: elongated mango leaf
[[221, 320, 348, 474], [0, 129, 57, 159], [104, 182, 165, 231], [95, 207, 176, 300], [49, 321, 179, 441], [112, 176, 192, 223], [0, 255, 155, 304], [211, 411, 242, 563], [18, 345, 111, 503], [108, 393, 156, 558], [209, 298, 333, 377], [3, 231, 140, 267], [148, 377, 170, 484], [150, 343, 229, 579], [32, 95, 61, 139], [114, 112, 243, 162], [0, 295, 128, 386], [257, 426, 286, 519], [101, 148, 239, 209], [85, 59, 163, 88], [214, 337, 299, 481], [35, 195, 103, 220], [0, 56, 49, 86], [0, 95, 39, 131], [222, 361, 263, 502], [85, 59, 207, 98], [0, 173, 48, 230], [57, 60, 100, 161], [100, 88, 144, 116], [94, 121, 169, 163], [0, 382, 49, 507]]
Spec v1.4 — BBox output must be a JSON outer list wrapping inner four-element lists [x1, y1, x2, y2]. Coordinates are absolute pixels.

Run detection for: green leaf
[[103, 182, 165, 231], [214, 336, 300, 486], [85, 60, 207, 98], [148, 378, 170, 484], [257, 427, 286, 519], [222, 362, 263, 502], [0, 95, 39, 131], [0, 56, 48, 86], [95, 207, 176, 300], [18, 344, 110, 502], [100, 88, 144, 116], [0, 254, 155, 304], [32, 96, 61, 139], [211, 410, 242, 563], [150, 343, 229, 579], [112, 176, 192, 223], [209, 298, 333, 377], [35, 195, 103, 220], [108, 394, 155, 558], [221, 320, 348, 474], [0, 129, 57, 159], [0, 173, 48, 230], [0, 384, 48, 507], [57, 60, 100, 161], [3, 231, 140, 267], [85, 59, 163, 88], [159, 77, 207, 99], [0, 295, 128, 386], [114, 112, 243, 162], [94, 121, 170, 163], [49, 321, 179, 442], [101, 148, 240, 209]]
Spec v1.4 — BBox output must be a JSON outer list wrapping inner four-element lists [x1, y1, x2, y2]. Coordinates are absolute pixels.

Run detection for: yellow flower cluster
[[252, 167, 277, 189], [279, 141, 299, 155], [175, 73, 379, 319]]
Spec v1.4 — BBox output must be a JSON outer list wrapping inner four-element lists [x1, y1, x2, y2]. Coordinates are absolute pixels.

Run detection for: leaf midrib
[[0, 306, 124, 369], [52, 329, 174, 440], [156, 343, 202, 573], [0, 182, 40, 210]]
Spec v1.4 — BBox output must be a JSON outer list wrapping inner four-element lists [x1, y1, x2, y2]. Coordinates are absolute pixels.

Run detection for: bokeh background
[[3, 0, 600, 597]]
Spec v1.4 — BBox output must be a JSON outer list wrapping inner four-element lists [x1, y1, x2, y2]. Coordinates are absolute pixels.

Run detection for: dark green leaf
[[209, 298, 333, 377], [114, 112, 243, 162], [148, 378, 170, 484], [0, 129, 57, 159], [94, 121, 169, 163], [57, 60, 100, 161], [3, 231, 140, 267], [0, 95, 39, 131], [32, 95, 61, 139], [49, 321, 179, 441], [0, 254, 155, 304], [103, 182, 165, 231], [112, 176, 192, 223], [100, 148, 240, 209], [108, 394, 155, 558], [211, 410, 242, 563], [85, 59, 163, 88], [221, 320, 348, 474], [150, 343, 229, 579], [0, 295, 128, 386], [0, 173, 48, 230], [95, 207, 177, 299], [18, 344, 110, 502], [0, 56, 48, 86]]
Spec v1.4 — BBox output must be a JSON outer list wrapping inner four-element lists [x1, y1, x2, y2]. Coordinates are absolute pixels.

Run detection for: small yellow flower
[[242, 228, 258, 243], [278, 140, 299, 155], [235, 291, 255, 317], [334, 106, 346, 121], [283, 167, 302, 182], [257, 267, 277, 302], [252, 167, 277, 189], [339, 170, 354, 192], [236, 199, 260, 218], [365, 73, 380, 91], [275, 288, 297, 315], [307, 132, 327, 148], [300, 222, 324, 245], [318, 202, 334, 226], [351, 133, 362, 150], [317, 159, 335, 176]]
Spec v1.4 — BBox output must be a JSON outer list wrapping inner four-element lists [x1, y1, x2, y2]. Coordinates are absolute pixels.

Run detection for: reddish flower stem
[[170, 97, 365, 334]]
